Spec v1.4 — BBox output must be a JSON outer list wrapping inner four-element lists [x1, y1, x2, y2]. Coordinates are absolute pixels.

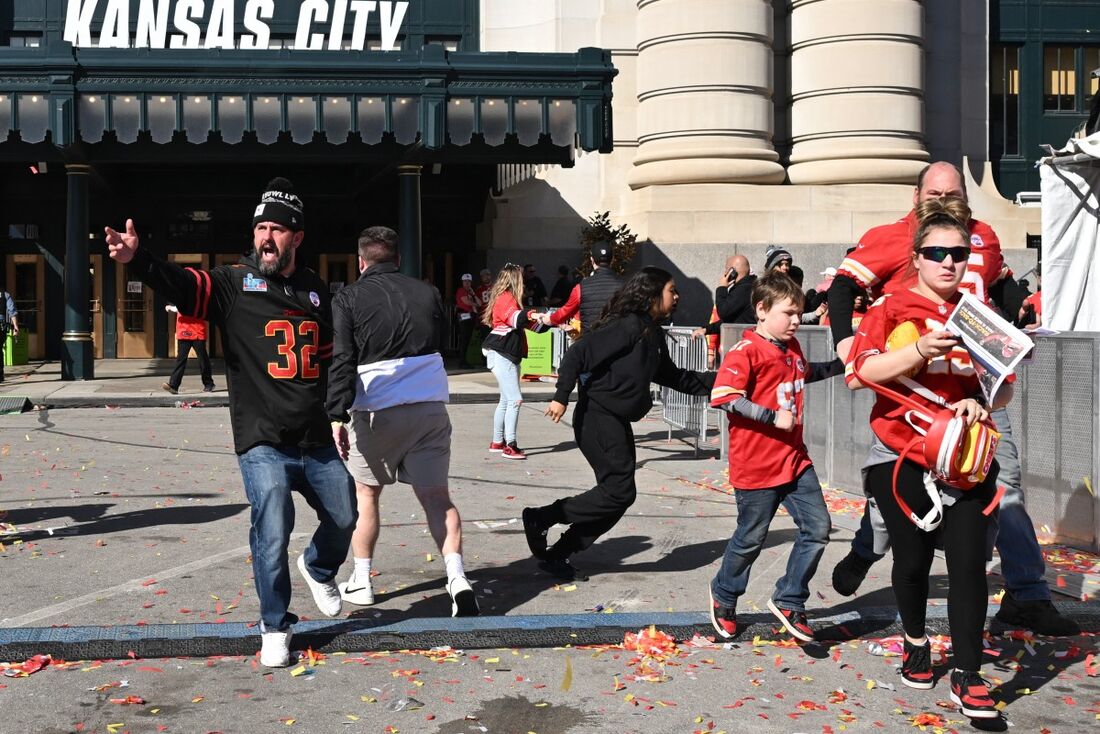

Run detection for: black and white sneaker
[[447, 575, 479, 617], [338, 570, 375, 606], [900, 639, 934, 689], [522, 508, 549, 559]]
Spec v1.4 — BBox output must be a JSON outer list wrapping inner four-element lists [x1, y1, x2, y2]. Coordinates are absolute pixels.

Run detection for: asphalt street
[[0, 403, 1097, 733]]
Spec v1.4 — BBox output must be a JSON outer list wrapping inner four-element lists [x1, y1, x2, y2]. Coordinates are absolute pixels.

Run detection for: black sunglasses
[[918, 246, 971, 263]]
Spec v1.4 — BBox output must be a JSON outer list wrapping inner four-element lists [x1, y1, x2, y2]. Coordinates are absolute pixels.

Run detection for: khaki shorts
[[345, 402, 452, 487]]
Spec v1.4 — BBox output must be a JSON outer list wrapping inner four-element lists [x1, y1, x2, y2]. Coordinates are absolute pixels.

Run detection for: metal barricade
[[659, 327, 713, 453], [716, 324, 1100, 553]]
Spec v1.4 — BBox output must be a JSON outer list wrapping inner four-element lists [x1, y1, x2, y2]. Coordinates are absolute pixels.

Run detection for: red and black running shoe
[[708, 587, 738, 639], [767, 599, 814, 642], [901, 639, 934, 689], [950, 670, 1000, 719]]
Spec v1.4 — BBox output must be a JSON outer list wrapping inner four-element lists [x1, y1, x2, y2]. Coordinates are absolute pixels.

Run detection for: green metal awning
[[0, 43, 616, 164]]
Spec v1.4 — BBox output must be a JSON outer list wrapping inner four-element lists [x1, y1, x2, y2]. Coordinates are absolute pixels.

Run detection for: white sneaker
[[447, 575, 479, 617], [338, 570, 375, 606], [259, 629, 293, 668], [296, 554, 342, 617]]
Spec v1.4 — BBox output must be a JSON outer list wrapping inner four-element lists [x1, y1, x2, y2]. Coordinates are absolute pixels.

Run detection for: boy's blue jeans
[[711, 466, 831, 612], [237, 444, 357, 632]]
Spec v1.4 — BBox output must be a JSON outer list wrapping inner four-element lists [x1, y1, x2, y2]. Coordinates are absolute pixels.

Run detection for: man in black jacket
[[693, 254, 756, 340], [326, 227, 478, 617], [539, 246, 623, 332], [106, 178, 357, 668]]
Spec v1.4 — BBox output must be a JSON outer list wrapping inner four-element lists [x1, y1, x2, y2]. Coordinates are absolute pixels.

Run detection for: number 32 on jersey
[[265, 319, 320, 380]]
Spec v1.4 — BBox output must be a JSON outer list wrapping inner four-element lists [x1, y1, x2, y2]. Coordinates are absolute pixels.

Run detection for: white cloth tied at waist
[[351, 353, 449, 413]]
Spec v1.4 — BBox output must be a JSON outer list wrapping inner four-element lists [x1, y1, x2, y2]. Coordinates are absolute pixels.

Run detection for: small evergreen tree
[[577, 211, 638, 277]]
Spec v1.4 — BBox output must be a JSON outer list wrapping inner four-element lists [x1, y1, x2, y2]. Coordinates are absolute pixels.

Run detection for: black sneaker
[[161, 382, 178, 395], [202, 385, 215, 393], [950, 669, 1000, 719], [831, 550, 875, 597], [995, 593, 1081, 636], [767, 599, 814, 643], [900, 639, 934, 689], [538, 556, 587, 582], [522, 508, 549, 559], [708, 587, 739, 639]]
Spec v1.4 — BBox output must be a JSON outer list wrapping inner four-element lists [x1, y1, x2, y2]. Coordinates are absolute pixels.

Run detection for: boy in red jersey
[[707, 273, 843, 643]]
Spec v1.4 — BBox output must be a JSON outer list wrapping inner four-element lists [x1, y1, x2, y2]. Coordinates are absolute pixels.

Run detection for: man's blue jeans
[[238, 444, 357, 631], [711, 467, 831, 612]]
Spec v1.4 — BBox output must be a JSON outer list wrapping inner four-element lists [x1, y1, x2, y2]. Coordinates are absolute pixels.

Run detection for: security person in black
[[105, 178, 356, 668], [539, 245, 624, 333]]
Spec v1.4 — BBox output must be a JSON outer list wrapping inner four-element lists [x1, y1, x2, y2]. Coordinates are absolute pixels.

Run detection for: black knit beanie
[[252, 177, 304, 231]]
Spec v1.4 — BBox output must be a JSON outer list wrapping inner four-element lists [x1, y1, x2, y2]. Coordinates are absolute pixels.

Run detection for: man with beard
[[105, 178, 357, 668]]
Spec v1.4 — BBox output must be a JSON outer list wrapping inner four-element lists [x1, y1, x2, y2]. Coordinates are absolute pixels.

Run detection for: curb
[[26, 392, 559, 410], [3, 603, 1098, 662]]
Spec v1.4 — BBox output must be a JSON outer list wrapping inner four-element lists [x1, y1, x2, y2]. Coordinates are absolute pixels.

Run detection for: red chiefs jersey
[[838, 210, 1004, 304], [175, 312, 207, 341], [710, 329, 814, 490], [845, 289, 981, 465], [475, 284, 492, 314]]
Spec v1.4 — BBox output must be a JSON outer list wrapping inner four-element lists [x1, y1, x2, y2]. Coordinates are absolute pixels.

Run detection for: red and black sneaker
[[900, 639, 934, 689], [488, 441, 506, 453], [767, 599, 814, 642], [950, 669, 1000, 719], [708, 587, 739, 639], [502, 442, 527, 460]]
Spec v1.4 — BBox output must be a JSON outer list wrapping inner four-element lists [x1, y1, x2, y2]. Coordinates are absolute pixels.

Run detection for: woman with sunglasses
[[481, 264, 544, 460], [845, 197, 1012, 721]]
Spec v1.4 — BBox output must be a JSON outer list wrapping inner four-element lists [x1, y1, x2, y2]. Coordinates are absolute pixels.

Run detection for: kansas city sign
[[64, 0, 411, 51]]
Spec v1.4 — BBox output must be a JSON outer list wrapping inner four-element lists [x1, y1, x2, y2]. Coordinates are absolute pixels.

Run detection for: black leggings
[[867, 459, 999, 672]]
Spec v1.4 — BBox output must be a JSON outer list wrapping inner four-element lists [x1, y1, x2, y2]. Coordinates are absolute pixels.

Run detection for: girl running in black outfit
[[522, 267, 715, 581]]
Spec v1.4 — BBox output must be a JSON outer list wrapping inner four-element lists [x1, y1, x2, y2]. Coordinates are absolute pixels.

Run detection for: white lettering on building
[[63, 0, 410, 51]]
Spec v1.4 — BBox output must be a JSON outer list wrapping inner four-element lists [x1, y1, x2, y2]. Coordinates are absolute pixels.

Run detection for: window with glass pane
[[122, 265, 145, 333], [1044, 46, 1077, 111], [218, 96, 246, 143], [358, 97, 385, 143], [14, 263, 37, 333], [289, 96, 317, 143], [515, 99, 541, 146], [253, 96, 281, 144], [324, 97, 351, 143], [392, 97, 419, 144], [148, 94, 176, 143], [1089, 48, 1100, 97], [991, 45, 1020, 158], [548, 100, 577, 146], [480, 98, 506, 145], [0, 94, 13, 135], [448, 99, 474, 145], [78, 95, 106, 143], [111, 94, 140, 143], [183, 95, 211, 142], [17, 93, 48, 143]]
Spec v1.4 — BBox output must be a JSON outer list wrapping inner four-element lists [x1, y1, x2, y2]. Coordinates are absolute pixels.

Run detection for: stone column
[[397, 165, 423, 278], [628, 0, 785, 189], [787, 0, 929, 184], [62, 164, 94, 381]]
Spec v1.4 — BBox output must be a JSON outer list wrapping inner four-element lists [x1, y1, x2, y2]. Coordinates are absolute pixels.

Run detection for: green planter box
[[4, 330, 28, 366]]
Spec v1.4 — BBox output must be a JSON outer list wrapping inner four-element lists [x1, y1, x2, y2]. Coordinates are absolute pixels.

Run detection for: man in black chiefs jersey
[[106, 178, 357, 668]]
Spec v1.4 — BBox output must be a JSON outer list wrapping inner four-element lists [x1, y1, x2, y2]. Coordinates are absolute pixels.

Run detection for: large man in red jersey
[[826, 162, 1078, 636]]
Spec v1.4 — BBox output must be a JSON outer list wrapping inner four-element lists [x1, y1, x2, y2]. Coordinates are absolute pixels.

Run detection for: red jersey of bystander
[[710, 329, 814, 490]]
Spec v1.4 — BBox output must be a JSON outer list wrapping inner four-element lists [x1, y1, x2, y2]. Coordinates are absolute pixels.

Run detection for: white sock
[[444, 553, 465, 581], [353, 557, 372, 581]]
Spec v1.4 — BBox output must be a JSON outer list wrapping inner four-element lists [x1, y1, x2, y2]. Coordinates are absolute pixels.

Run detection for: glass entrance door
[[116, 262, 154, 358], [5, 254, 44, 359]]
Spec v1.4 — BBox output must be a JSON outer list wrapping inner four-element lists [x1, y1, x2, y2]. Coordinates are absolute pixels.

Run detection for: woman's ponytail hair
[[913, 197, 972, 254]]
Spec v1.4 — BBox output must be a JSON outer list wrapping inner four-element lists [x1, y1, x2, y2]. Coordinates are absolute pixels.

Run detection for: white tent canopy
[[1040, 132, 1100, 331]]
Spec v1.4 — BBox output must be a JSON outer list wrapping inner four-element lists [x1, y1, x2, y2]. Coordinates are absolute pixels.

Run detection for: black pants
[[457, 317, 475, 365], [169, 339, 213, 390], [538, 398, 637, 557], [867, 459, 999, 672]]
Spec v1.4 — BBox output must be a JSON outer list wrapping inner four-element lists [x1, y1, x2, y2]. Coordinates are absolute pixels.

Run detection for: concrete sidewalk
[[0, 358, 557, 407]]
